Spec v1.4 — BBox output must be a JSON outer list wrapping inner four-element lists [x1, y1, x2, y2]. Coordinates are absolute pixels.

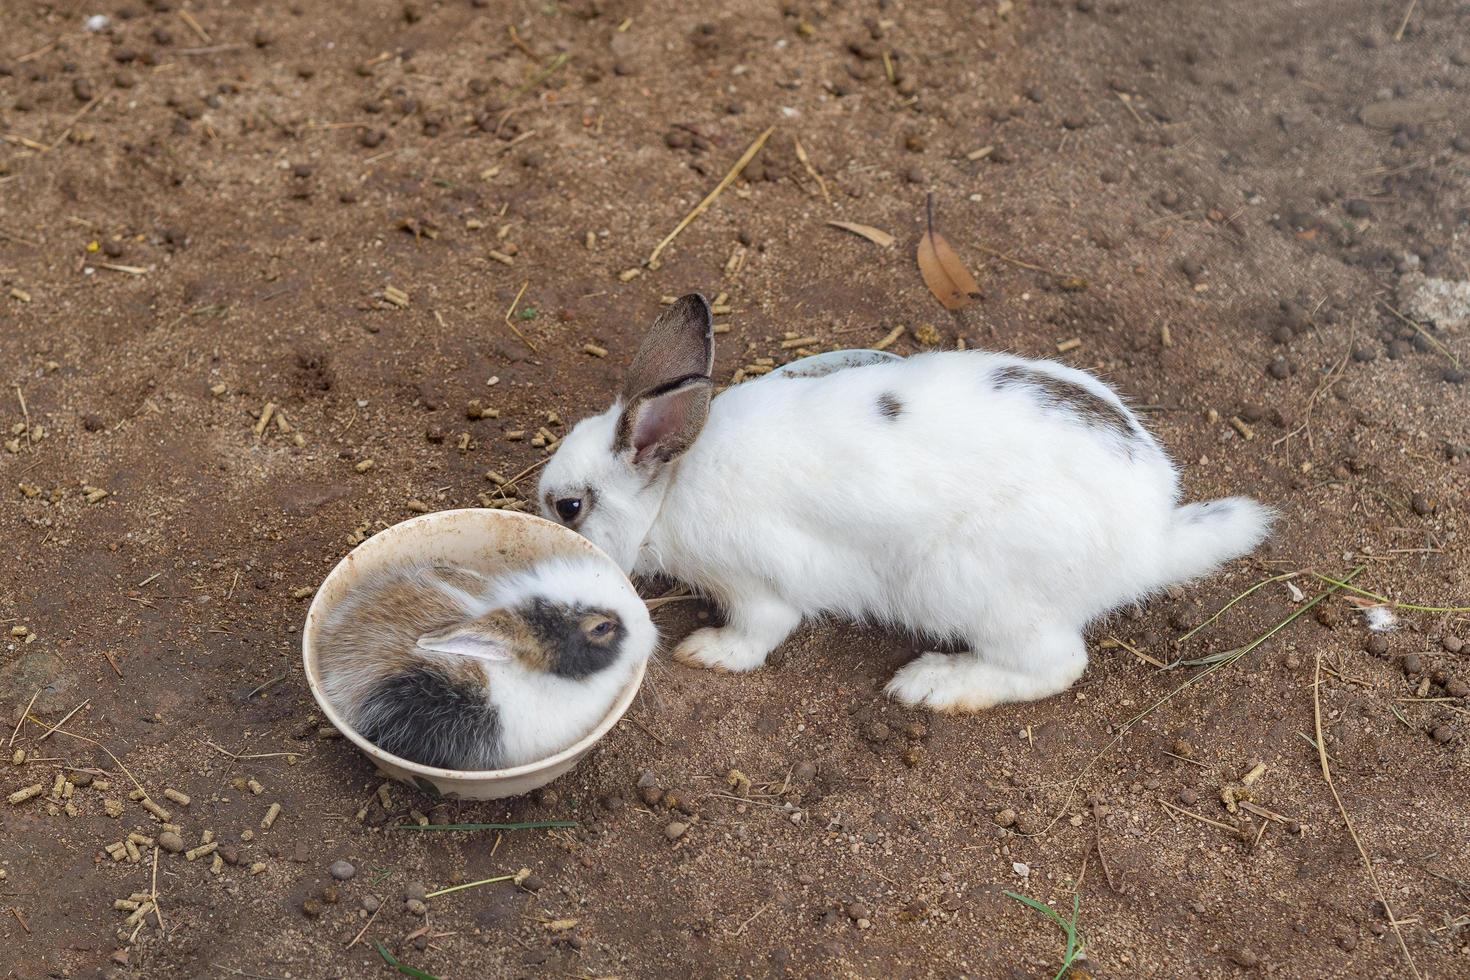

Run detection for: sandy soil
[[2, 0, 1467, 977]]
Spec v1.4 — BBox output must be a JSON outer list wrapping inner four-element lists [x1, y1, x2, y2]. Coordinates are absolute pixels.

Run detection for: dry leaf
[[917, 194, 982, 310], [827, 220, 895, 248]]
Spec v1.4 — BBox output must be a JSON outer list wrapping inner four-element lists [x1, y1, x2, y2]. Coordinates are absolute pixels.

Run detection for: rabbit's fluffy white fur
[[540, 295, 1273, 712]]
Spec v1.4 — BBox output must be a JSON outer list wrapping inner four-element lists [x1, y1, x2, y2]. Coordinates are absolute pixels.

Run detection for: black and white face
[[516, 596, 627, 679]]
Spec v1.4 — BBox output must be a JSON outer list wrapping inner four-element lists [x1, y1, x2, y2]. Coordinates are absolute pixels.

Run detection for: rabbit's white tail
[[1159, 497, 1275, 586]]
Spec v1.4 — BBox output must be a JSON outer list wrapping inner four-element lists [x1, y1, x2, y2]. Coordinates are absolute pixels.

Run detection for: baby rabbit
[[537, 294, 1273, 712], [315, 556, 655, 770]]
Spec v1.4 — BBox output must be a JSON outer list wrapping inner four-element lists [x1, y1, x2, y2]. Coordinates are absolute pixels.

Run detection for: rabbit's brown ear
[[614, 294, 715, 465], [619, 293, 714, 404]]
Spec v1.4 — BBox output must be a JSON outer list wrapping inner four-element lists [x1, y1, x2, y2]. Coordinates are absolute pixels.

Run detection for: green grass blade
[[1307, 573, 1470, 613], [1005, 891, 1085, 980], [390, 820, 577, 832], [376, 942, 442, 980]]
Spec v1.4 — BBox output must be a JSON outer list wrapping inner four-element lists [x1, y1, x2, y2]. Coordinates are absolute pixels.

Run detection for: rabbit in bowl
[[538, 294, 1272, 712], [315, 556, 656, 770]]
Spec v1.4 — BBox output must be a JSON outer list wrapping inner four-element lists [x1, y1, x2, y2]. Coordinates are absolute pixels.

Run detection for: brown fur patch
[[992, 364, 1137, 442], [315, 567, 492, 714], [876, 392, 904, 420]]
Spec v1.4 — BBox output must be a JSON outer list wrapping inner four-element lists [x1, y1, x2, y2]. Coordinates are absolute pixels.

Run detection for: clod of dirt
[[405, 882, 427, 902], [362, 895, 381, 912], [301, 898, 323, 918], [1445, 678, 1469, 699], [635, 769, 664, 811], [406, 898, 428, 916], [1231, 948, 1260, 968], [158, 832, 185, 854], [1431, 725, 1455, 744], [994, 808, 1017, 828], [1402, 654, 1423, 675], [1443, 635, 1465, 654], [664, 820, 689, 841], [329, 859, 356, 881], [1410, 493, 1436, 516], [1365, 636, 1389, 657]]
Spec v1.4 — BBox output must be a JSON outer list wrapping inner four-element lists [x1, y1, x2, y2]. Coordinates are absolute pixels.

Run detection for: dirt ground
[[2, 0, 1468, 977]]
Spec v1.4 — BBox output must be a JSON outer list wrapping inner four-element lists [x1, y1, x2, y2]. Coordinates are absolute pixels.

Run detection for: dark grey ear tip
[[675, 292, 712, 323]]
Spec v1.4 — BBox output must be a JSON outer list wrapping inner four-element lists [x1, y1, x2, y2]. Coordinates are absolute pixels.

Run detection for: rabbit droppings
[[315, 557, 655, 771], [538, 294, 1274, 713]]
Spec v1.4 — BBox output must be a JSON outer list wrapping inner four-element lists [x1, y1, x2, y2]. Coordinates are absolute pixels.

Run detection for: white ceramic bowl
[[301, 508, 648, 800]]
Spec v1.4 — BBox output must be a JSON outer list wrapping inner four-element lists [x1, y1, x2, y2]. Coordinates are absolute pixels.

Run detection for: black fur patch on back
[[358, 666, 502, 770], [992, 364, 1139, 444], [521, 597, 624, 679], [876, 392, 904, 421]]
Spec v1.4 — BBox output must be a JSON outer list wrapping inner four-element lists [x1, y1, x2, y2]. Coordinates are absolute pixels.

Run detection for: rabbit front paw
[[673, 627, 772, 673], [885, 652, 1005, 712]]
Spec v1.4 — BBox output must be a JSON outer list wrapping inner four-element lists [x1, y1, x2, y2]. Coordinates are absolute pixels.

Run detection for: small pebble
[[158, 832, 185, 854], [1402, 654, 1423, 674], [1365, 636, 1388, 657], [1443, 635, 1464, 654], [1445, 678, 1469, 699], [362, 895, 381, 912], [1430, 725, 1454, 744], [664, 820, 689, 841], [1410, 492, 1435, 516], [994, 808, 1017, 828], [405, 882, 427, 902], [330, 859, 356, 881]]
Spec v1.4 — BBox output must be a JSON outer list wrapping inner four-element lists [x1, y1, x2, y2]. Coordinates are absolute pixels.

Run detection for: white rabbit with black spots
[[539, 294, 1273, 712]]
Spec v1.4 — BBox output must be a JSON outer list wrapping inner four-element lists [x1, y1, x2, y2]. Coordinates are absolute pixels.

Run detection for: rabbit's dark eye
[[581, 614, 619, 643], [554, 497, 583, 522]]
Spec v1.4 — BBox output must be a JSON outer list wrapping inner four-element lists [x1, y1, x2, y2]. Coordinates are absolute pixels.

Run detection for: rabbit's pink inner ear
[[626, 377, 713, 464], [415, 629, 513, 662]]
